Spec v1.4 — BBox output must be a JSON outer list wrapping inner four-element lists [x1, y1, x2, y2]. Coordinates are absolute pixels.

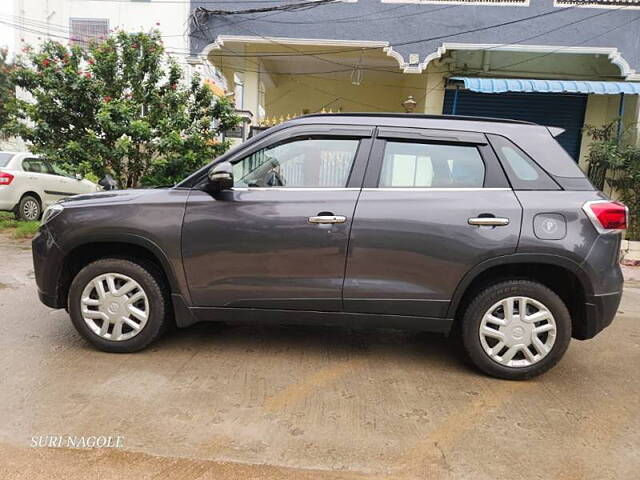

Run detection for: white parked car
[[0, 151, 101, 221]]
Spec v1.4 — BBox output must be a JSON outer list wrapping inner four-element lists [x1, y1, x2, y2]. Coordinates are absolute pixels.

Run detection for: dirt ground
[[0, 234, 639, 480]]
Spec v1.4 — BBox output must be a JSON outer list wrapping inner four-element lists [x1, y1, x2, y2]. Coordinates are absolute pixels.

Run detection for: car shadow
[[152, 320, 471, 374]]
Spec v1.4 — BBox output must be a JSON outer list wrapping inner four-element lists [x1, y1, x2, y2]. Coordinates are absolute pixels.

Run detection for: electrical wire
[[192, 0, 338, 17], [192, 4, 580, 57], [3, 5, 636, 81], [193, 4, 611, 77]]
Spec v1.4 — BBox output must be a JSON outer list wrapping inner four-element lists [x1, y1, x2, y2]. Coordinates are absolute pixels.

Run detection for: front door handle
[[468, 217, 510, 226], [308, 215, 347, 224]]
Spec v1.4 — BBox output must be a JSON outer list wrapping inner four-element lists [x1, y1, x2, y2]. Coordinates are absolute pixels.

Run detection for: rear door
[[182, 125, 373, 311], [343, 127, 522, 318], [20, 157, 61, 208]]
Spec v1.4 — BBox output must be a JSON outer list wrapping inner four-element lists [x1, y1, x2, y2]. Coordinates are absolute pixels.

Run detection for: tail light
[[0, 171, 14, 185], [583, 200, 628, 233]]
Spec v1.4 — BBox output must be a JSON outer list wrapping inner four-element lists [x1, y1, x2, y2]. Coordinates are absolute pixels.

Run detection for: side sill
[[187, 306, 454, 334]]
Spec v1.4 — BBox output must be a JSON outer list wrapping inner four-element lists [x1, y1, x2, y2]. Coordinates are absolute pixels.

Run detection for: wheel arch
[[58, 234, 182, 307], [449, 254, 593, 339], [21, 191, 42, 203]]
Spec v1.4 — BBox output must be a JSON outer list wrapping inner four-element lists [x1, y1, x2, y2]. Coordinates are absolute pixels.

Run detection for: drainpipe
[[482, 50, 491, 72], [616, 93, 625, 144]]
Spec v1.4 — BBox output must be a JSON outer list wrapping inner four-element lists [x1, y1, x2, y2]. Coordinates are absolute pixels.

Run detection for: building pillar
[[423, 67, 446, 115], [622, 94, 640, 146], [241, 53, 261, 126]]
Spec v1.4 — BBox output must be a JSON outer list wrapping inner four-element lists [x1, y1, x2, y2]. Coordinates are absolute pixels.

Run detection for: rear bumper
[[0, 186, 19, 211], [575, 291, 622, 340], [32, 227, 67, 309]]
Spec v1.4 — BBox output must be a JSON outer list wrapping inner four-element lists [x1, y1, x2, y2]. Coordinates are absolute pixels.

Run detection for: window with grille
[[70, 18, 109, 46]]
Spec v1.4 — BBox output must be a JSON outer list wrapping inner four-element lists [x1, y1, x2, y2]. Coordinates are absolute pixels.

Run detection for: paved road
[[1, 234, 639, 479]]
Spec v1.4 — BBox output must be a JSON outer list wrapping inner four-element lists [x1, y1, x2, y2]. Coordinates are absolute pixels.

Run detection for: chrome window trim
[[232, 187, 361, 192], [229, 187, 511, 192], [362, 187, 512, 192]]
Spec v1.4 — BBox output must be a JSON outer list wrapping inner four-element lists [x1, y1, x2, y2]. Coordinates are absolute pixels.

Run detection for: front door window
[[233, 138, 360, 188]]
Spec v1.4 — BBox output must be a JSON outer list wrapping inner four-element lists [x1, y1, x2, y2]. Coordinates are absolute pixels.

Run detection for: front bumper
[[32, 227, 67, 309], [575, 290, 623, 340]]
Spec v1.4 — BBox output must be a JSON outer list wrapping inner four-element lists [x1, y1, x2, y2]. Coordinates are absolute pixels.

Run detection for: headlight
[[41, 204, 64, 225]]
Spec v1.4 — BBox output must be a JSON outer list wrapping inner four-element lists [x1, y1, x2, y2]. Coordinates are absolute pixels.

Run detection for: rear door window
[[379, 141, 485, 188], [22, 158, 54, 174]]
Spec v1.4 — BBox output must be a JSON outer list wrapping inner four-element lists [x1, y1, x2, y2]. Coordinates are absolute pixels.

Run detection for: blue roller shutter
[[443, 90, 587, 160]]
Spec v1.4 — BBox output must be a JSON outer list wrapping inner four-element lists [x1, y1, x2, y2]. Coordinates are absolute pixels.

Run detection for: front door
[[343, 128, 522, 318], [182, 126, 373, 311]]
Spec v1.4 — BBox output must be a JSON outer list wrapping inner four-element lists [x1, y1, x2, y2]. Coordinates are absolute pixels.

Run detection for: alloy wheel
[[80, 273, 149, 341], [22, 199, 40, 220], [479, 296, 557, 368]]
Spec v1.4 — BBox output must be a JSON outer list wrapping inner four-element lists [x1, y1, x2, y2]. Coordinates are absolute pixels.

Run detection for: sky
[[0, 1, 15, 53]]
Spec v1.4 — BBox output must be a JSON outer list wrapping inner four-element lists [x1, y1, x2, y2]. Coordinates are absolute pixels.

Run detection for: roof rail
[[296, 112, 536, 126]]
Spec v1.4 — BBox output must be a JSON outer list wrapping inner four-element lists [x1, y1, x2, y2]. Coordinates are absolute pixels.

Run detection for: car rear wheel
[[18, 195, 41, 221], [68, 258, 171, 352], [461, 280, 571, 380]]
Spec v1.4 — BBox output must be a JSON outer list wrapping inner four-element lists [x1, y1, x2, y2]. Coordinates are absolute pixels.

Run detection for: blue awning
[[449, 77, 640, 95]]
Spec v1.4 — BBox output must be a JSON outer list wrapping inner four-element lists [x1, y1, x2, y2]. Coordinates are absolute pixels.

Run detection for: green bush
[[585, 122, 640, 240]]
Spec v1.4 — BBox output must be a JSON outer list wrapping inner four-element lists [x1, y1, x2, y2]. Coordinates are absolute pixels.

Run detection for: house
[[11, 0, 218, 88], [188, 0, 640, 168]]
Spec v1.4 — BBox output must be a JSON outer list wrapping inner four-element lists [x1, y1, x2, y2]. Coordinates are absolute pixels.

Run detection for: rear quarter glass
[[488, 134, 559, 190]]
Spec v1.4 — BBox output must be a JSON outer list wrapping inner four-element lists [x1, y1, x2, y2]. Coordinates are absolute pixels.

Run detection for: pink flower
[[104, 96, 112, 102], [84, 72, 91, 78], [42, 59, 50, 67], [170, 83, 177, 90], [88, 58, 95, 65]]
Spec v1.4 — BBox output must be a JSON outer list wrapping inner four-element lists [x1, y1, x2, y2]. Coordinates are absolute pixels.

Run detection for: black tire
[[17, 195, 42, 221], [68, 258, 170, 353], [461, 280, 571, 380]]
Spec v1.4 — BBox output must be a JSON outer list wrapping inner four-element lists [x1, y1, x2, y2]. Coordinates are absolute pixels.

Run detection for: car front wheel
[[461, 280, 571, 380], [68, 258, 171, 352]]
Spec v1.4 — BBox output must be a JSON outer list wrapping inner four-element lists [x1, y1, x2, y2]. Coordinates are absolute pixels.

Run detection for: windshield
[[0, 153, 14, 168]]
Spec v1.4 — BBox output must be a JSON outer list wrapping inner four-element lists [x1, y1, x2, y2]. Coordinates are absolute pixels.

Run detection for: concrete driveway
[[1, 234, 639, 480]]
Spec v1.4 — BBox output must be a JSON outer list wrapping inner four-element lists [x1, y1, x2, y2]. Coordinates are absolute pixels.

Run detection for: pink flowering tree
[[0, 47, 15, 138], [11, 30, 238, 188]]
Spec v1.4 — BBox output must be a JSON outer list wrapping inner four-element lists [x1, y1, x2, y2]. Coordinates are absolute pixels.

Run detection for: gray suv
[[32, 114, 627, 379]]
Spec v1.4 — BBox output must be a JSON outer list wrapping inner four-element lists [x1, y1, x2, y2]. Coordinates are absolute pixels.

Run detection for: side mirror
[[75, 173, 83, 181], [206, 161, 234, 193]]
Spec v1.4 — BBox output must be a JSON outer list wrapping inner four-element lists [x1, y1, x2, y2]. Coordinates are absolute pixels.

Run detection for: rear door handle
[[308, 215, 347, 224], [468, 217, 510, 226]]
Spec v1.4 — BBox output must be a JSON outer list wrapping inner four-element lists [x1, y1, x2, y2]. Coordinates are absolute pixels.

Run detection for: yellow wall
[[578, 94, 640, 169], [263, 72, 429, 119]]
